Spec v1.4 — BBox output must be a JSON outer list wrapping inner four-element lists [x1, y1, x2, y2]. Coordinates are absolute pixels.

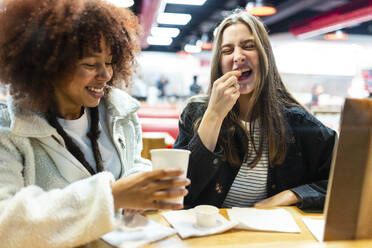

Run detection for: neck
[[53, 87, 84, 120], [57, 106, 84, 120], [238, 94, 252, 121]]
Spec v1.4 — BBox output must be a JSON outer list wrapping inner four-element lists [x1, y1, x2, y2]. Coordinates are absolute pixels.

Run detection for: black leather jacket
[[173, 102, 336, 210]]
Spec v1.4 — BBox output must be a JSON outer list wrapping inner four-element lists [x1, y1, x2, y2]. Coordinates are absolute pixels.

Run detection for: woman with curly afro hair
[[0, 0, 189, 247]]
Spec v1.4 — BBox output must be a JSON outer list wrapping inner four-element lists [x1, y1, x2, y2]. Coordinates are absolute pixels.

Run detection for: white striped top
[[222, 121, 269, 208]]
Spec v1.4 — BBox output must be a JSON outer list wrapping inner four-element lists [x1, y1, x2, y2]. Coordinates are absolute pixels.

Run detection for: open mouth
[[237, 68, 252, 81], [86, 86, 105, 98]]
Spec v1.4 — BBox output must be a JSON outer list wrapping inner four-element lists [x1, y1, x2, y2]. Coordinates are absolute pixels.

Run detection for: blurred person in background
[[174, 9, 336, 210], [361, 69, 372, 98], [156, 75, 169, 98], [310, 84, 324, 107], [131, 72, 148, 101], [0, 0, 189, 247], [190, 75, 202, 95], [347, 71, 369, 99]]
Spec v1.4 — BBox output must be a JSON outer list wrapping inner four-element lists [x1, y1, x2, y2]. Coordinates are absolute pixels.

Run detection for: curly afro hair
[[0, 0, 140, 112]]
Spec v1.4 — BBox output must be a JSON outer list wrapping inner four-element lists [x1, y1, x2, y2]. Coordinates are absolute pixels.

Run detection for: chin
[[238, 82, 255, 95], [85, 100, 101, 108], [239, 90, 254, 95]]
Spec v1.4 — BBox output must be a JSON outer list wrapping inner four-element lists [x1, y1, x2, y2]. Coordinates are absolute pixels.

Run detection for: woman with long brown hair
[[174, 9, 335, 210], [0, 0, 189, 247]]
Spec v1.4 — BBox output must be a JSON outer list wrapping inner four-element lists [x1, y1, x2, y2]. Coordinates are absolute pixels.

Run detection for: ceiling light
[[157, 13, 192, 25], [163, 0, 207, 5], [107, 0, 134, 8], [201, 42, 213, 50], [147, 36, 173, 46], [184, 44, 201, 53], [324, 30, 348, 41], [151, 27, 180, 38], [246, 0, 277, 17], [193, 39, 213, 50]]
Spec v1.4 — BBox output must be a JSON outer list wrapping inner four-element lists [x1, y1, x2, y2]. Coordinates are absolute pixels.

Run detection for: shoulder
[[283, 105, 335, 138], [104, 87, 140, 117], [283, 105, 315, 123], [183, 95, 208, 112], [108, 87, 139, 105], [181, 97, 207, 120], [0, 103, 28, 152]]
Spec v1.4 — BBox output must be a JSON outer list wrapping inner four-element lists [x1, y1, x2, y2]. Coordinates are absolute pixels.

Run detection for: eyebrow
[[82, 53, 113, 59], [83, 54, 100, 58], [221, 39, 255, 48], [240, 39, 255, 45]]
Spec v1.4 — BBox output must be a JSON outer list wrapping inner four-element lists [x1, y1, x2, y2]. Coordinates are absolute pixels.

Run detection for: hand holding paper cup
[[150, 149, 190, 205]]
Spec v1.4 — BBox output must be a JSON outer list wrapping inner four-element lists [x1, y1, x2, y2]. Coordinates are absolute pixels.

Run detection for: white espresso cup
[[150, 148, 190, 204], [194, 205, 219, 228]]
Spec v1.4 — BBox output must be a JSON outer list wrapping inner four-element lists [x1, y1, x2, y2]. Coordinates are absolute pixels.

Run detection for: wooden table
[[83, 207, 372, 248]]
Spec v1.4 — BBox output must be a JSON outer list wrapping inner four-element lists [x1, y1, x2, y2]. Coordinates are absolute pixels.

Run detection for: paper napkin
[[102, 214, 177, 248], [227, 208, 301, 233], [302, 217, 325, 242]]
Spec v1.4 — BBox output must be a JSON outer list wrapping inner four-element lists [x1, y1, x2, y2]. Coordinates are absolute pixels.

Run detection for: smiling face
[[220, 22, 259, 95], [54, 39, 113, 119]]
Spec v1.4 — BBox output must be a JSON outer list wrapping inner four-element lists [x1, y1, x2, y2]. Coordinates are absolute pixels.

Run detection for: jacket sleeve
[[0, 135, 117, 248], [126, 112, 152, 175], [289, 111, 337, 210], [173, 103, 223, 206]]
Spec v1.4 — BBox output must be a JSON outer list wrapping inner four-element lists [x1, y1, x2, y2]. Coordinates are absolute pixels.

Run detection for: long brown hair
[[192, 9, 302, 167]]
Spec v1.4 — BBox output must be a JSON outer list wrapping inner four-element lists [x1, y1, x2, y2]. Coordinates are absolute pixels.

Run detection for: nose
[[233, 48, 245, 65], [97, 64, 112, 82]]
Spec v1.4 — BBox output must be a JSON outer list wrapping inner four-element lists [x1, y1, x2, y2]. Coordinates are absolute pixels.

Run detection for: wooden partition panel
[[324, 98, 372, 241], [141, 136, 167, 160]]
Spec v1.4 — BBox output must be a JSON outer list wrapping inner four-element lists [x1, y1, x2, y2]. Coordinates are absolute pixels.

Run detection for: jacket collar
[[104, 87, 140, 119], [8, 87, 140, 138]]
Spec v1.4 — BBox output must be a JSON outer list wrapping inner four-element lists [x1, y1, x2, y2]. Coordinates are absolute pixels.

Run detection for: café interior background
[[2, 0, 372, 133]]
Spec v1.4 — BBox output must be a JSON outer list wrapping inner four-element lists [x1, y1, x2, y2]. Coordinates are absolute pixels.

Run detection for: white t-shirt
[[57, 104, 122, 179]]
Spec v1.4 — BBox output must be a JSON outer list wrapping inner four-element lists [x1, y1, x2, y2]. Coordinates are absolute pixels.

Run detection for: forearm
[[254, 190, 301, 207], [197, 109, 224, 152]]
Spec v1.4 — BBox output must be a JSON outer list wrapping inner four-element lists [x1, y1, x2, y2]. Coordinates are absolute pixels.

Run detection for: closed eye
[[82, 63, 95, 68], [221, 48, 233, 54], [243, 44, 255, 50]]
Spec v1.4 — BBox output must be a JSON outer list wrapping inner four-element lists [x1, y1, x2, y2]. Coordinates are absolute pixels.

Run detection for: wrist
[[111, 182, 120, 211], [286, 190, 301, 205], [204, 108, 224, 124]]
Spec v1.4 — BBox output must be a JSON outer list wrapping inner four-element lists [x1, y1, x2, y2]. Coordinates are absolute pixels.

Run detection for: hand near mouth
[[207, 70, 241, 121], [197, 70, 241, 152]]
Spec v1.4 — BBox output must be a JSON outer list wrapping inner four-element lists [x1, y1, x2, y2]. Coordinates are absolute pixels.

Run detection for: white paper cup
[[150, 148, 190, 204], [194, 205, 219, 228]]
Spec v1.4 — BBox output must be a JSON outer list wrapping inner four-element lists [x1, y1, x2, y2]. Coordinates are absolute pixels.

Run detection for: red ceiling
[[290, 0, 372, 37], [138, 0, 162, 48]]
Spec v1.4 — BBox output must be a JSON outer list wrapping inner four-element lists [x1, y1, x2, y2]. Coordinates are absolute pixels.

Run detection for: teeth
[[87, 86, 103, 93], [240, 68, 251, 73]]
